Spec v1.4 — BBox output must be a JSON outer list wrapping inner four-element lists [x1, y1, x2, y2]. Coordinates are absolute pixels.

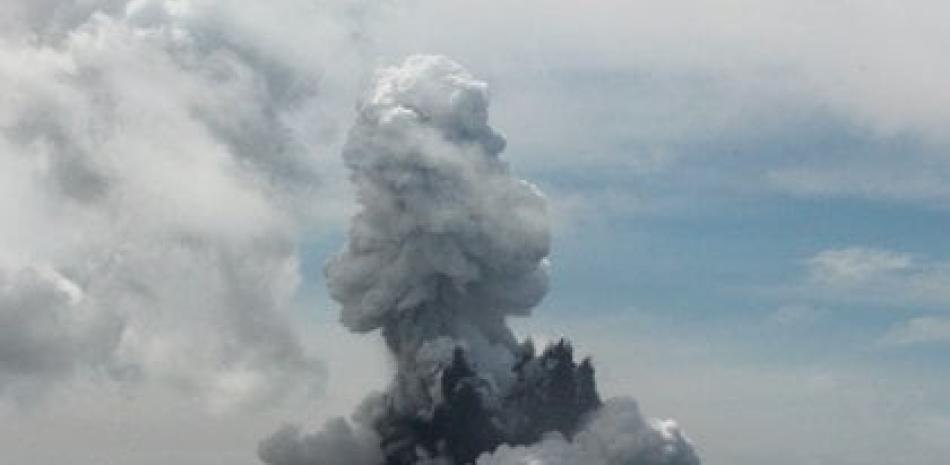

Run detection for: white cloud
[[807, 247, 914, 286], [767, 153, 950, 207], [880, 316, 950, 347], [0, 0, 378, 408], [801, 247, 950, 308]]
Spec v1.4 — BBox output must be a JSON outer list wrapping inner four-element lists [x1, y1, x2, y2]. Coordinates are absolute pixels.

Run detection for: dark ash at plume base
[[259, 55, 700, 465], [377, 341, 601, 465]]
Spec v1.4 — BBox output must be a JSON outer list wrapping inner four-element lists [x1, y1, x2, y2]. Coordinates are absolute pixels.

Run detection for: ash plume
[[260, 55, 700, 465]]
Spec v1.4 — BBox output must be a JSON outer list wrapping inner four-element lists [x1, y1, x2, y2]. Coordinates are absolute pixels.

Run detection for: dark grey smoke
[[260, 55, 700, 465]]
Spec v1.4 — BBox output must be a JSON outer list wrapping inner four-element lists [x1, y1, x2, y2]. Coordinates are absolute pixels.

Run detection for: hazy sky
[[1, 1, 948, 464]]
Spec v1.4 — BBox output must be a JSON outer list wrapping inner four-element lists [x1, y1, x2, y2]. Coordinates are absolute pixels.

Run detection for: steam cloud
[[260, 55, 700, 465]]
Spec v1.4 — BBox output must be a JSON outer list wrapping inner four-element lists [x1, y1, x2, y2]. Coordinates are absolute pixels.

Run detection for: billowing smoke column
[[260, 55, 700, 465]]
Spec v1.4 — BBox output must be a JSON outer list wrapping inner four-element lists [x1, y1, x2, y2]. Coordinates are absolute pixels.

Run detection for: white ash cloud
[[326, 54, 551, 333], [480, 399, 698, 465], [326, 53, 552, 427], [263, 54, 699, 465]]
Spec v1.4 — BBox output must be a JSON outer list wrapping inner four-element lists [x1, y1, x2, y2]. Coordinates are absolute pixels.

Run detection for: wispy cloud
[[807, 247, 915, 287], [879, 316, 950, 347], [766, 304, 823, 327], [802, 246, 950, 308], [791, 247, 950, 351], [767, 148, 950, 208]]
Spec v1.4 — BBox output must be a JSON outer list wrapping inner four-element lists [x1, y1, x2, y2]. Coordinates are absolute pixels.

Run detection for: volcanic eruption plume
[[259, 55, 700, 465]]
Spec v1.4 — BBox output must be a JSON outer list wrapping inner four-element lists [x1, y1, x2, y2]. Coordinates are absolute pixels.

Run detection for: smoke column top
[[326, 55, 552, 333]]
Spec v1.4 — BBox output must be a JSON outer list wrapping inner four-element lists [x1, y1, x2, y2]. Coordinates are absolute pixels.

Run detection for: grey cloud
[[0, 265, 122, 402], [326, 54, 550, 334], [259, 420, 383, 465], [0, 0, 127, 41]]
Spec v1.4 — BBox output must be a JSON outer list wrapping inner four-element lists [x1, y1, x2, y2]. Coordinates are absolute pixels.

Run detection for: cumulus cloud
[[0, 0, 374, 409]]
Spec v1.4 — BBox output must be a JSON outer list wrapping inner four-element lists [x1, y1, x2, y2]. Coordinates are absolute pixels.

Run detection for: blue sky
[[1, 1, 948, 464]]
